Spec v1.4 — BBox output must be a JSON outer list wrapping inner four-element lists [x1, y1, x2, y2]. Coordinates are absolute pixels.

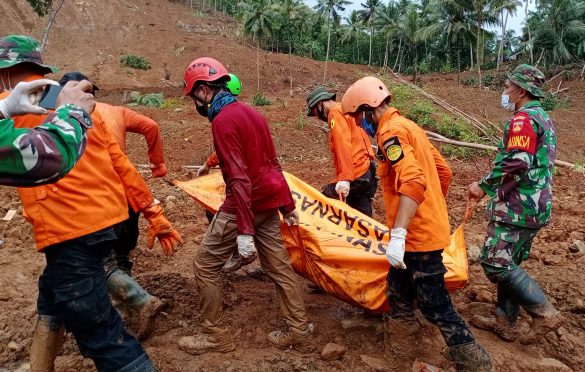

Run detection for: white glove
[[236, 234, 257, 259], [386, 228, 407, 269], [197, 163, 210, 177], [335, 180, 350, 198], [283, 210, 299, 226], [0, 79, 59, 118]]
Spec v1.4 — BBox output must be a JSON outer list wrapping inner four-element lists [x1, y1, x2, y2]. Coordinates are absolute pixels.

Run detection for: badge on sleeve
[[329, 118, 335, 129], [383, 136, 404, 164], [506, 113, 537, 154]]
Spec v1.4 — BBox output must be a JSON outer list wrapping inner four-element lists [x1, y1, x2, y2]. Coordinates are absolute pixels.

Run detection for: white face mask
[[501, 89, 519, 111]]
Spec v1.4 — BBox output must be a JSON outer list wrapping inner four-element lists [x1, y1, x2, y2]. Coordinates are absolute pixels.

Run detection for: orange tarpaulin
[[175, 171, 468, 314]]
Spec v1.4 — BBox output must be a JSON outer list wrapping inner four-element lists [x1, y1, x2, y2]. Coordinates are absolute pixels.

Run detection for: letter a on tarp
[[175, 172, 469, 314]]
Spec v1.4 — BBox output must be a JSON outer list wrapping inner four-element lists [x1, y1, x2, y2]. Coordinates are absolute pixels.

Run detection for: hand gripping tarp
[[175, 171, 469, 314]]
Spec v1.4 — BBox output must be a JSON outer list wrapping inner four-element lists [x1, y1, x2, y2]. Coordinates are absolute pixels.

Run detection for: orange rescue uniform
[[327, 103, 374, 182], [95, 102, 167, 177], [1, 88, 155, 250], [375, 107, 452, 252]]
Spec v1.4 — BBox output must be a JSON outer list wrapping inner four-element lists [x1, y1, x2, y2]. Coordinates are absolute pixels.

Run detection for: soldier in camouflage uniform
[[0, 35, 93, 186], [468, 64, 561, 344], [0, 80, 92, 186]]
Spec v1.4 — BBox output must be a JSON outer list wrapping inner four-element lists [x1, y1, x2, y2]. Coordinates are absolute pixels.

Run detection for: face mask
[[195, 103, 209, 117], [501, 89, 519, 111], [360, 111, 376, 137], [317, 104, 327, 122]]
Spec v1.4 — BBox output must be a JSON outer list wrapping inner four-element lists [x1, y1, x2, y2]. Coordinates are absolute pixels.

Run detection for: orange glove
[[142, 203, 183, 256]]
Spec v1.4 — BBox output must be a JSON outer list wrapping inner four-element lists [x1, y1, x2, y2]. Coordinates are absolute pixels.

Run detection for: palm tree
[[314, 0, 351, 82], [375, 2, 400, 70], [397, 3, 422, 80], [274, 0, 304, 96], [239, 0, 277, 91], [493, 0, 521, 70], [340, 10, 364, 62], [472, 0, 500, 87], [358, 0, 382, 67]]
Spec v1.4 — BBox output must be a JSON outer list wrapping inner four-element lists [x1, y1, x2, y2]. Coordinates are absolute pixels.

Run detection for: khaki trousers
[[193, 210, 308, 333]]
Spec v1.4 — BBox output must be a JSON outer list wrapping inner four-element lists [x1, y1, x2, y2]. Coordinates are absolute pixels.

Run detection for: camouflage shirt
[[0, 104, 91, 187], [479, 101, 556, 228]]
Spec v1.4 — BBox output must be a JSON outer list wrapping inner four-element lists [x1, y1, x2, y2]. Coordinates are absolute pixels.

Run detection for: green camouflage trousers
[[480, 221, 540, 281]]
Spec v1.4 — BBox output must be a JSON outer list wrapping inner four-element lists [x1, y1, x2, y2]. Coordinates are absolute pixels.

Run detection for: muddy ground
[[0, 0, 584, 371]]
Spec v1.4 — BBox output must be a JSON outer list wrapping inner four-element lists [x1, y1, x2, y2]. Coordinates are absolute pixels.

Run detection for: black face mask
[[195, 102, 209, 117], [317, 104, 327, 122]]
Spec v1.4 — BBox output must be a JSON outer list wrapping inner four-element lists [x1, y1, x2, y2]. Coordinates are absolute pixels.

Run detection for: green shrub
[[462, 76, 477, 87], [252, 92, 271, 106], [120, 55, 151, 70], [161, 97, 184, 110], [295, 112, 306, 129], [541, 92, 571, 112], [483, 74, 495, 87], [130, 93, 164, 107]]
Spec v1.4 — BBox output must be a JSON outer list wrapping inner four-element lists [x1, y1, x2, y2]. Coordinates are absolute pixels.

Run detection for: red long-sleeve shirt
[[212, 101, 295, 235]]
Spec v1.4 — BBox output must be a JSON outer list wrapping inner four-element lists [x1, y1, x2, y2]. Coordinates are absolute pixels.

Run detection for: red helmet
[[183, 57, 229, 95]]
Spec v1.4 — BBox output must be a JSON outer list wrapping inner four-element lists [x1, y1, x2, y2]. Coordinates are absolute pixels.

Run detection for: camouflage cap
[[306, 86, 336, 116], [507, 64, 545, 98], [0, 35, 58, 74]]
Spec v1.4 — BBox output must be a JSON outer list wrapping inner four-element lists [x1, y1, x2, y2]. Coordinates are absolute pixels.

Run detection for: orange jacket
[[327, 103, 374, 182], [376, 107, 452, 252], [96, 102, 167, 177], [10, 100, 154, 251]]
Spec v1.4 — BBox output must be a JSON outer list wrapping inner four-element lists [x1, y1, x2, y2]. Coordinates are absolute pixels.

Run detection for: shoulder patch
[[329, 118, 335, 129], [382, 136, 404, 164], [507, 114, 536, 154]]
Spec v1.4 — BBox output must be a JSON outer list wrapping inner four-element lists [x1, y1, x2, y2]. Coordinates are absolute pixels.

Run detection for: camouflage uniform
[[0, 35, 91, 186], [473, 65, 559, 341], [478, 65, 556, 279], [0, 105, 91, 186]]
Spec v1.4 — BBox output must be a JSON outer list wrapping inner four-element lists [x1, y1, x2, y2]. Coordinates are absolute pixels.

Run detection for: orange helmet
[[183, 57, 229, 95], [341, 76, 391, 114]]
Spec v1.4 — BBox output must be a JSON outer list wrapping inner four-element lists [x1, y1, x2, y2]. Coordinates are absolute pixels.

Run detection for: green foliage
[[26, 0, 53, 16], [295, 112, 306, 129], [161, 97, 184, 110], [120, 55, 151, 70], [252, 92, 271, 106], [131, 93, 164, 108], [387, 80, 486, 158], [541, 92, 571, 112], [462, 76, 477, 87]]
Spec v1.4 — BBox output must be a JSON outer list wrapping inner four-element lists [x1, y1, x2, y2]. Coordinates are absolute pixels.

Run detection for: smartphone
[[39, 85, 63, 110]]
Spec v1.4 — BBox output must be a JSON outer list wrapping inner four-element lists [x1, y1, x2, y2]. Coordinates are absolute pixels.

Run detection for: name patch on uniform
[[383, 136, 404, 164], [506, 113, 536, 154]]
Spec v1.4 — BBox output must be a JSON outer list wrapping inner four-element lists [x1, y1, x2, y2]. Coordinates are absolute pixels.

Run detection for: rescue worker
[[196, 72, 254, 273], [58, 72, 168, 340], [0, 35, 183, 372], [306, 86, 377, 216], [341, 76, 492, 371], [0, 78, 93, 186], [468, 64, 561, 344], [178, 57, 313, 354]]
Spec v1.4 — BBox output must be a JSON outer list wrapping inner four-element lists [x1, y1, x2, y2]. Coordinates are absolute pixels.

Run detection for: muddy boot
[[443, 341, 493, 372], [106, 267, 166, 340], [178, 330, 235, 355], [222, 251, 257, 273], [136, 296, 168, 341], [472, 284, 519, 342], [383, 315, 421, 369], [499, 268, 562, 344], [267, 322, 314, 349], [30, 315, 65, 372]]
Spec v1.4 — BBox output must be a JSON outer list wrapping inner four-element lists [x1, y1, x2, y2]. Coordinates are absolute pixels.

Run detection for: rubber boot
[[443, 341, 493, 372], [499, 268, 561, 344], [383, 315, 421, 370], [106, 267, 167, 340], [30, 315, 65, 372], [471, 282, 519, 341]]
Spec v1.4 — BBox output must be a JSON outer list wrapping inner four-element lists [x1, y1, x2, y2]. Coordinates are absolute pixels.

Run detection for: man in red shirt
[[178, 57, 313, 355]]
